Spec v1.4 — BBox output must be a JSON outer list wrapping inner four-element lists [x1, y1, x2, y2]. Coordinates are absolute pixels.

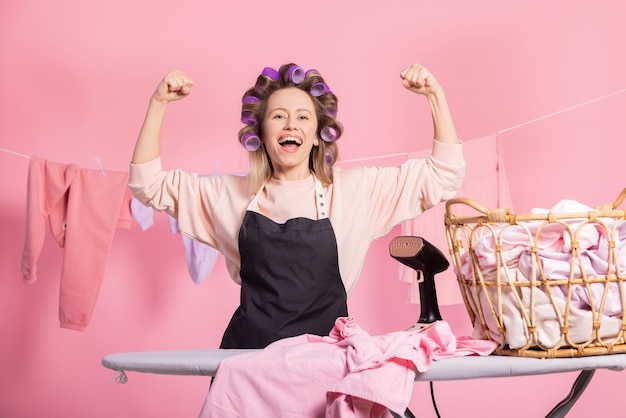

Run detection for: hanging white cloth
[[399, 134, 514, 305]]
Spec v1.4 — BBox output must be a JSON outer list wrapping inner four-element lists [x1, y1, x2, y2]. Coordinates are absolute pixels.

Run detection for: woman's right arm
[[131, 70, 194, 164]]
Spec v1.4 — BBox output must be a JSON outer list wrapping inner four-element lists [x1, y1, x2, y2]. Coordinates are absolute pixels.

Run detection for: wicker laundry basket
[[444, 189, 626, 358]]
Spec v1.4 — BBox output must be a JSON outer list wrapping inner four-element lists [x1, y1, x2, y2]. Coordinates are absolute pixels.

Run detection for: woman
[[129, 63, 464, 349]]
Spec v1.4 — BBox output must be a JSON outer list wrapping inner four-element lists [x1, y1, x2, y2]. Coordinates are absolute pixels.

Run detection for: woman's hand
[[399, 64, 443, 97], [152, 70, 194, 104], [131, 70, 194, 164], [400, 64, 459, 144]]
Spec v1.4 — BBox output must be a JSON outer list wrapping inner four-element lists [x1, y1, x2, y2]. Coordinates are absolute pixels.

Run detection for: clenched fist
[[152, 70, 194, 104], [400, 64, 443, 97]]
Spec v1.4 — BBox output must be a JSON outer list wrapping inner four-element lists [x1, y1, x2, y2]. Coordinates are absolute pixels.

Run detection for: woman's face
[[262, 87, 319, 180]]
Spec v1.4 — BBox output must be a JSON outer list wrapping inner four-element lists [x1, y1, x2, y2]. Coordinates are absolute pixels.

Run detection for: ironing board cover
[[102, 349, 626, 381]]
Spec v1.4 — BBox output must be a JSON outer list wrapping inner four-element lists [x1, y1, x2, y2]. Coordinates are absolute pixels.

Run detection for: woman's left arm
[[400, 64, 460, 145]]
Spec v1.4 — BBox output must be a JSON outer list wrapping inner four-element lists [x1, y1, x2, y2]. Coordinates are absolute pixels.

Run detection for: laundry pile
[[457, 199, 626, 349]]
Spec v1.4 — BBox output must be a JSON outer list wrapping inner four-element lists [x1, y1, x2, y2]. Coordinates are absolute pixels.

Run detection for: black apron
[[220, 176, 348, 349]]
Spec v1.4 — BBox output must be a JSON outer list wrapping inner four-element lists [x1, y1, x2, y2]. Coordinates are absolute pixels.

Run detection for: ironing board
[[102, 349, 626, 417]]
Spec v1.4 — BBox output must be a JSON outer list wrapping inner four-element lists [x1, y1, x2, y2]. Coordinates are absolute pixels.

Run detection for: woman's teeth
[[279, 137, 301, 146]]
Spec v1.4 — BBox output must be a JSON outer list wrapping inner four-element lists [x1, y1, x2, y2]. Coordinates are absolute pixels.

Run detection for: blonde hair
[[238, 63, 343, 193]]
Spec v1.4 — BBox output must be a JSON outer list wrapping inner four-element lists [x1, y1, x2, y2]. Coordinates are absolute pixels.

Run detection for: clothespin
[[95, 157, 107, 178], [214, 159, 221, 176]]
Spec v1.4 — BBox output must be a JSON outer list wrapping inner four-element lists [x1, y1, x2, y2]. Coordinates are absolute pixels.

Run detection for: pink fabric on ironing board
[[21, 156, 131, 331], [200, 318, 496, 417]]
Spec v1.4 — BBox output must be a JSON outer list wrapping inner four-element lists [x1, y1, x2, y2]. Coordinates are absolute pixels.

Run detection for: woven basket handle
[[445, 197, 489, 215], [595, 188, 626, 211], [445, 197, 511, 222]]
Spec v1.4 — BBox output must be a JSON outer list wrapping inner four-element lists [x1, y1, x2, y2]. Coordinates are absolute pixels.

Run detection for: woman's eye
[[273, 114, 285, 119], [299, 115, 309, 120]]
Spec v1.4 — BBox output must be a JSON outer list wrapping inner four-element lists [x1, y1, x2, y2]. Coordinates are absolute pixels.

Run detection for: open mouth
[[278, 137, 302, 147]]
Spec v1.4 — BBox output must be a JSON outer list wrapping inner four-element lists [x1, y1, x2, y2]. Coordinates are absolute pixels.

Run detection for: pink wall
[[1, 1, 625, 416]]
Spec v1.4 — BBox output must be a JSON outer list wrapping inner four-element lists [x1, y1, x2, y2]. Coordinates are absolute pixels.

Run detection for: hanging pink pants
[[21, 156, 132, 331]]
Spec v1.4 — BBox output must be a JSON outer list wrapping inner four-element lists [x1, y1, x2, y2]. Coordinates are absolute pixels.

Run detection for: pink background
[[1, 1, 625, 416]]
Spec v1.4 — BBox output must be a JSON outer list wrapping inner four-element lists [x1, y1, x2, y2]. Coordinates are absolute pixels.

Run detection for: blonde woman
[[129, 63, 464, 349]]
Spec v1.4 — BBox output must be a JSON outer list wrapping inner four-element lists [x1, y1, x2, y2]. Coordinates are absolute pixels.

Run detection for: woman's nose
[[284, 116, 297, 129]]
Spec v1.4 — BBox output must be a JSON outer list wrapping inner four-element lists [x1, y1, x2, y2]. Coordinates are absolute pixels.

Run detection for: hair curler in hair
[[310, 82, 331, 97], [324, 151, 334, 166], [261, 67, 280, 81], [287, 65, 305, 84], [242, 95, 260, 104], [320, 126, 338, 142], [241, 111, 257, 126], [322, 107, 338, 119], [241, 132, 261, 151]]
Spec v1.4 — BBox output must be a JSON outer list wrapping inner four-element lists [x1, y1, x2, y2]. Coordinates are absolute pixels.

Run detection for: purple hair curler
[[325, 151, 334, 166], [322, 107, 338, 119], [288, 65, 305, 84], [241, 111, 257, 126], [242, 132, 262, 151], [261, 67, 280, 81], [310, 82, 331, 97], [242, 95, 260, 104], [320, 126, 338, 142]]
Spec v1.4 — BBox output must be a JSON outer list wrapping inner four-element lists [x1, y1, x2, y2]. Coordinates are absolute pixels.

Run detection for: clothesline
[[339, 86, 626, 164], [0, 149, 109, 177], [2, 86, 625, 165], [0, 147, 30, 159], [496, 86, 626, 135]]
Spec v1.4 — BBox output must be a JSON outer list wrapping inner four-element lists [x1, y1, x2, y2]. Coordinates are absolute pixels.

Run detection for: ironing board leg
[[544, 369, 596, 418], [390, 408, 416, 418]]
